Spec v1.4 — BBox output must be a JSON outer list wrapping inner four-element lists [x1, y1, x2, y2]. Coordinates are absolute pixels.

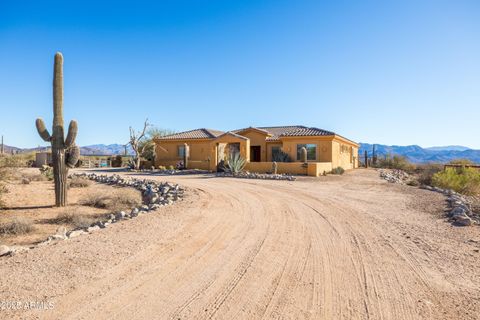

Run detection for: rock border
[[421, 185, 476, 227], [0, 173, 185, 258], [216, 171, 296, 181]]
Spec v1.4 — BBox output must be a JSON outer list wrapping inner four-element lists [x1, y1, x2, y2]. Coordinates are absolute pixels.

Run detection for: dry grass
[[81, 188, 142, 212], [68, 176, 93, 188], [0, 217, 36, 236], [52, 209, 96, 229]]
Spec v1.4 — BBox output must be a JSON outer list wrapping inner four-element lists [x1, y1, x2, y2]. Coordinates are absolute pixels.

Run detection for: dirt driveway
[[1, 169, 479, 320]]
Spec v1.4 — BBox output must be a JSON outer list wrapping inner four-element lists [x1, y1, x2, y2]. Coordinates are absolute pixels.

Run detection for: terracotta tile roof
[[278, 127, 335, 137], [158, 128, 224, 140], [255, 126, 308, 141]]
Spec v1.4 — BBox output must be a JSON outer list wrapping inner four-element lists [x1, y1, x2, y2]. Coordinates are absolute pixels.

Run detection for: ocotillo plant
[[300, 147, 307, 163], [183, 143, 189, 169], [36, 52, 80, 207]]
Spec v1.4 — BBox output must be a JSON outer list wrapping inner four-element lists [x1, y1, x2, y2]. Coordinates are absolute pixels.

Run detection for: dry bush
[[68, 176, 92, 188], [415, 164, 443, 186], [81, 188, 141, 212], [0, 217, 36, 236], [21, 177, 31, 184], [53, 209, 95, 229]]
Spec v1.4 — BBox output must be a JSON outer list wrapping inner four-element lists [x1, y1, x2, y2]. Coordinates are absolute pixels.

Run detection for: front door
[[250, 146, 261, 162]]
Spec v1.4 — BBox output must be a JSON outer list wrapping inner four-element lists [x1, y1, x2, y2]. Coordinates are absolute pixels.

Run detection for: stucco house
[[154, 125, 358, 176]]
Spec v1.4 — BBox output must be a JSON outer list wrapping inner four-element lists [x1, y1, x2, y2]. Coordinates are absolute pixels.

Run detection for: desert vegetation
[[35, 52, 80, 207], [373, 155, 480, 196]]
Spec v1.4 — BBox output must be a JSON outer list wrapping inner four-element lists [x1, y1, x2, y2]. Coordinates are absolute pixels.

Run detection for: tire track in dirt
[[4, 170, 479, 320]]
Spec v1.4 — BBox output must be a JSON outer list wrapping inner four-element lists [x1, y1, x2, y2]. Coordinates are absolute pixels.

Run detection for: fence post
[[364, 150, 368, 168]]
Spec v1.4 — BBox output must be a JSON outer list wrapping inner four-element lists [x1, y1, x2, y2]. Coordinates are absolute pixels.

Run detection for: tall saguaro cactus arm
[[35, 52, 79, 207], [36, 118, 51, 142]]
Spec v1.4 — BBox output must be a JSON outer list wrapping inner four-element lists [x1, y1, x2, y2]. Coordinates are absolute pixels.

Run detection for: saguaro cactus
[[36, 52, 79, 207], [300, 147, 308, 163], [1, 136, 3, 154], [183, 143, 190, 169]]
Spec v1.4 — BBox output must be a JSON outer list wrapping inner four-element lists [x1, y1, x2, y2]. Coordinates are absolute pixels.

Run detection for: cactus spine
[[36, 52, 79, 207], [183, 143, 189, 169], [300, 147, 307, 163]]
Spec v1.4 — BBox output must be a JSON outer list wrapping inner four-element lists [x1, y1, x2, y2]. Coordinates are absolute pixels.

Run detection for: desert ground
[[0, 169, 479, 320]]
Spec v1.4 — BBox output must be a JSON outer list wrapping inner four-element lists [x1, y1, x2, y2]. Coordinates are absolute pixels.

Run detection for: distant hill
[[80, 144, 133, 155], [360, 143, 480, 164], [425, 145, 471, 152], [1, 144, 134, 156]]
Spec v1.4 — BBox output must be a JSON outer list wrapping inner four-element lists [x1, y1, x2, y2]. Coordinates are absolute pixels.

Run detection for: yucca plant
[[225, 153, 246, 175]]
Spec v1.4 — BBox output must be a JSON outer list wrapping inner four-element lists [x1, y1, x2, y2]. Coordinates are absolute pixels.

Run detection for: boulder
[[454, 216, 473, 227], [68, 230, 86, 238], [0, 245, 11, 257]]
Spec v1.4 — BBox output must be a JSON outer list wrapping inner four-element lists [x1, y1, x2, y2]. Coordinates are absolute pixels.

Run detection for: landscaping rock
[[68, 229, 86, 238], [454, 216, 473, 227], [115, 211, 127, 220], [87, 225, 101, 233], [0, 245, 11, 257], [55, 226, 67, 239]]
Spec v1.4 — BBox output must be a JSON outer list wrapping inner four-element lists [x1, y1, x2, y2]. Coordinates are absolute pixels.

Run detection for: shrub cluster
[[331, 167, 345, 175], [80, 189, 142, 212], [432, 167, 480, 195], [0, 217, 35, 236]]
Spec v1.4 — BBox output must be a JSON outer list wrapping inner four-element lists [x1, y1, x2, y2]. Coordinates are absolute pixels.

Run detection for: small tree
[[128, 119, 152, 170]]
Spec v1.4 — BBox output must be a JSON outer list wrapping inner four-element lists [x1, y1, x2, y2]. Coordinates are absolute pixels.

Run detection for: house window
[[178, 145, 185, 158], [296, 144, 316, 161], [271, 146, 281, 160]]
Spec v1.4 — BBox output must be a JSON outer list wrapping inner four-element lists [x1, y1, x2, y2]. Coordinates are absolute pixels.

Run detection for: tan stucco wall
[[155, 140, 213, 167], [331, 138, 358, 169], [237, 129, 268, 161]]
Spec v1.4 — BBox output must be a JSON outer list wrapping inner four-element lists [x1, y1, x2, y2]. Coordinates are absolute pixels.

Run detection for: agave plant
[[225, 153, 246, 175]]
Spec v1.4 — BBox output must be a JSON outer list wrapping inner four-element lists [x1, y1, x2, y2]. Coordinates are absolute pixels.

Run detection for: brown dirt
[[0, 169, 141, 246], [0, 168, 479, 319]]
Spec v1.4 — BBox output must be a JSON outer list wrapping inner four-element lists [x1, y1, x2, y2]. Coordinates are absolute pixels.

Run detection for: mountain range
[[359, 144, 480, 164], [1, 144, 134, 156]]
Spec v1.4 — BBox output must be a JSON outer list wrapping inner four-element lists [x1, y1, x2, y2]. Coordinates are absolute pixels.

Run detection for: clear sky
[[1, 0, 479, 148]]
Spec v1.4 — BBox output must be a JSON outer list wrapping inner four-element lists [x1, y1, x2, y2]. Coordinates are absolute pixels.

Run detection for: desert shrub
[[0, 153, 35, 168], [71, 215, 95, 229], [272, 150, 292, 162], [375, 155, 415, 172], [53, 210, 95, 229], [158, 165, 166, 171], [0, 217, 35, 236], [168, 165, 174, 170], [415, 164, 443, 186], [21, 177, 31, 184], [68, 176, 92, 188], [225, 153, 246, 174], [448, 159, 475, 165], [81, 189, 142, 212], [39, 165, 54, 180], [432, 167, 480, 195], [331, 167, 345, 175]]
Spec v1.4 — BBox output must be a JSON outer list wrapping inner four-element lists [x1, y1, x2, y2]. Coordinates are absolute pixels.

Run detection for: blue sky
[[0, 0, 479, 148]]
